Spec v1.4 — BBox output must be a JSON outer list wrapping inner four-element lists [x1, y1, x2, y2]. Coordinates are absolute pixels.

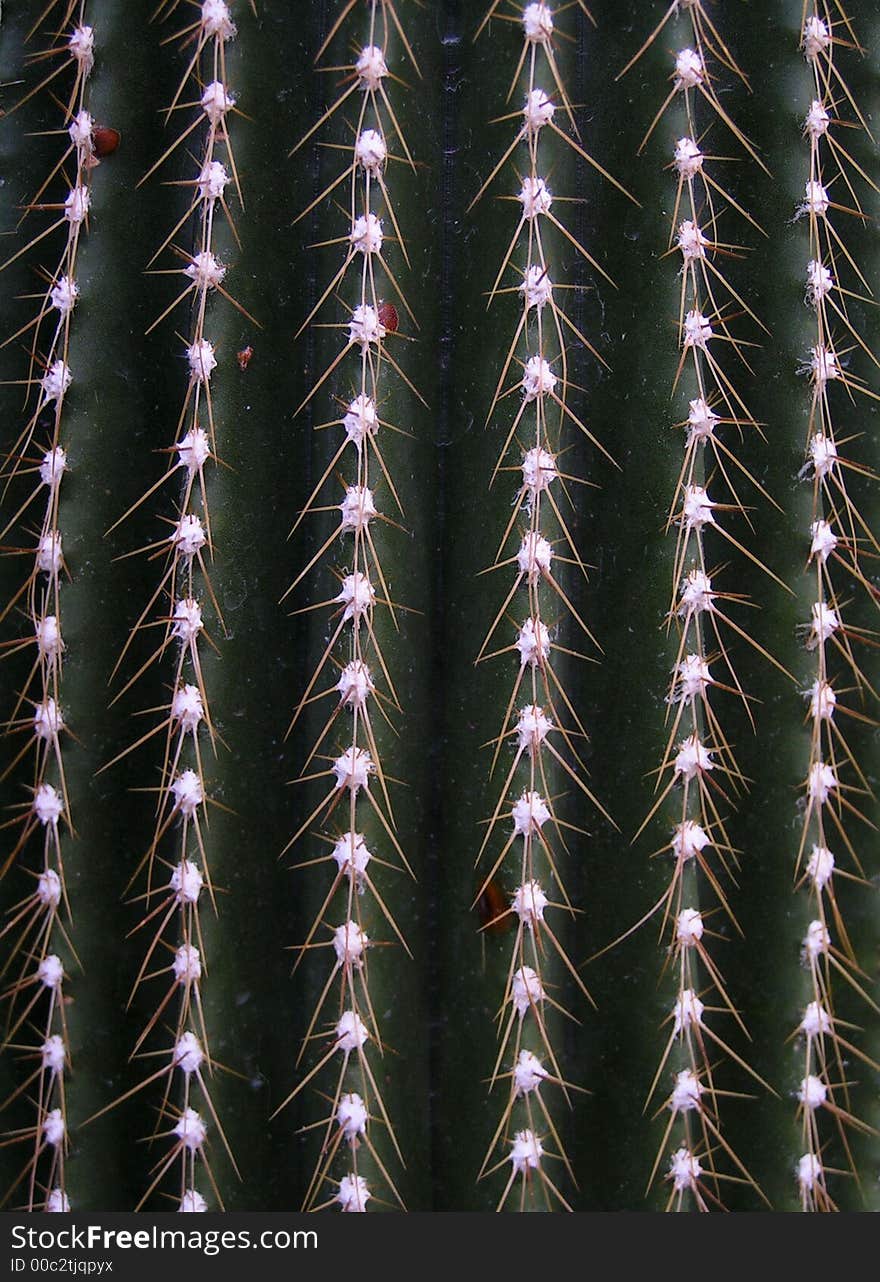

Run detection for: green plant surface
[[0, 0, 877, 1213]]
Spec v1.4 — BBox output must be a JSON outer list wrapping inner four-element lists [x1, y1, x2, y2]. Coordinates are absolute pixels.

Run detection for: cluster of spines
[[275, 0, 420, 1213], [0, 1, 101, 1214], [790, 4, 879, 1213], [621, 0, 787, 1210], [470, 1, 622, 1212], [92, 0, 245, 1212]]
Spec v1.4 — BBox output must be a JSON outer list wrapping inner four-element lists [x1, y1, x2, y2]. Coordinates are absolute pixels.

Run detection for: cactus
[[0, 0, 877, 1213]]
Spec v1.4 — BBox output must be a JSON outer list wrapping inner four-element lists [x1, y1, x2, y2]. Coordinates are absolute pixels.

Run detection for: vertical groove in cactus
[[44, 1, 255, 1214], [1, 0, 878, 1212]]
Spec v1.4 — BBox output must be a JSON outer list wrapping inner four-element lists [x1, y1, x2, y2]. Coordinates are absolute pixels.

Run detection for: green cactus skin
[[0, 0, 877, 1212]]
